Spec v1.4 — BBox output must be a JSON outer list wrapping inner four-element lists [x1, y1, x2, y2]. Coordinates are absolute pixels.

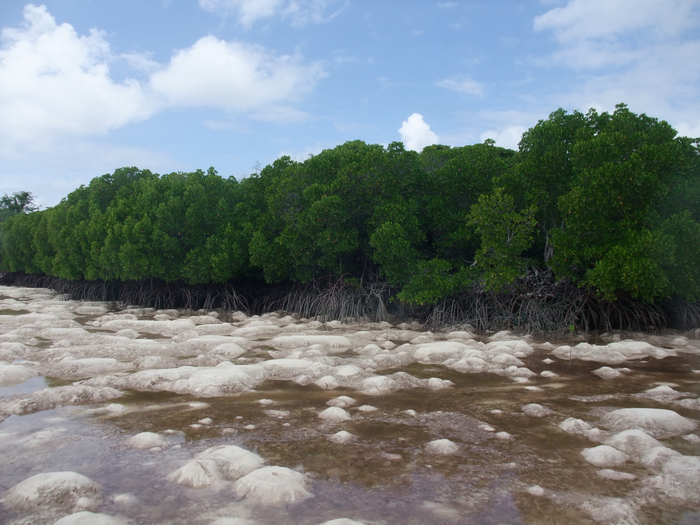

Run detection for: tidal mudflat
[[0, 286, 699, 525]]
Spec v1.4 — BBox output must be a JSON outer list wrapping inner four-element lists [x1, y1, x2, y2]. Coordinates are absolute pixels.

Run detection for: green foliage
[[0, 191, 38, 222], [397, 259, 476, 305], [1, 103, 698, 309], [468, 188, 538, 291], [548, 104, 700, 300]]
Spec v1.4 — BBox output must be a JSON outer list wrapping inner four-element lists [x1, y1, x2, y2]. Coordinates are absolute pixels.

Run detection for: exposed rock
[[271, 335, 352, 349], [208, 518, 258, 525], [320, 518, 365, 525], [315, 375, 340, 389], [446, 330, 475, 340], [166, 459, 221, 489], [674, 398, 700, 411], [448, 356, 491, 373], [581, 445, 629, 467], [577, 496, 639, 525], [132, 355, 177, 370], [522, 403, 555, 418], [328, 430, 357, 444], [599, 408, 698, 439], [114, 329, 139, 339], [327, 396, 356, 408], [52, 511, 131, 525], [495, 431, 513, 441], [0, 385, 123, 416], [551, 344, 626, 365], [427, 377, 453, 390], [319, 407, 351, 422], [209, 343, 247, 359], [359, 375, 399, 395], [414, 341, 471, 363], [487, 353, 525, 367], [124, 432, 169, 450], [604, 429, 663, 456], [232, 466, 311, 505], [635, 385, 691, 402], [101, 319, 197, 336], [483, 340, 534, 357], [74, 305, 109, 315], [170, 363, 267, 396], [260, 359, 332, 380], [558, 418, 593, 435], [4, 471, 101, 512], [44, 357, 129, 379], [0, 363, 37, 387], [527, 485, 545, 496], [503, 366, 536, 379], [425, 439, 459, 455], [197, 445, 266, 480], [646, 455, 700, 504], [596, 469, 636, 481], [591, 366, 620, 380], [641, 447, 683, 469]]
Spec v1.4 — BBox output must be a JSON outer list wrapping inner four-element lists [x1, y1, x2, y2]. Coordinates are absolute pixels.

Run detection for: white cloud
[[533, 0, 700, 137], [149, 36, 325, 112], [0, 4, 153, 150], [479, 126, 527, 151], [399, 113, 439, 152], [199, 0, 344, 27], [0, 4, 326, 158], [436, 77, 484, 96], [437, 2, 457, 9], [534, 0, 700, 69], [534, 0, 697, 42], [675, 118, 700, 138]]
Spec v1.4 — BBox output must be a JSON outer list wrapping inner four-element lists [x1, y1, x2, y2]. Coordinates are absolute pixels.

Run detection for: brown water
[[1, 289, 700, 524], [2, 355, 699, 524]]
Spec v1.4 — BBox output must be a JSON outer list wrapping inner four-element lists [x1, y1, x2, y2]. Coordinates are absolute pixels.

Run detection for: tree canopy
[[2, 104, 698, 306]]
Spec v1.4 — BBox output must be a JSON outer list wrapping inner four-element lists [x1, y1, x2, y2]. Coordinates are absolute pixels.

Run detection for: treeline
[[1, 104, 700, 318]]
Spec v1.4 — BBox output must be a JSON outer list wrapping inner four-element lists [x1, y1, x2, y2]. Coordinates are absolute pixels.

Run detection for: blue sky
[[1, 0, 699, 207]]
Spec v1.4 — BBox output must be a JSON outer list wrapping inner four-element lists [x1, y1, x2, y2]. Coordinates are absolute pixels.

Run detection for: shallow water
[[1, 286, 700, 525]]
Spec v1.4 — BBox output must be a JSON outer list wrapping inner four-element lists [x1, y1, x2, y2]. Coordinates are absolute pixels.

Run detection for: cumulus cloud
[[399, 113, 439, 152], [534, 0, 697, 43], [0, 4, 326, 155], [534, 0, 700, 69], [149, 36, 325, 111], [436, 77, 484, 96], [0, 4, 153, 149], [199, 0, 343, 27], [479, 126, 527, 151], [533, 0, 700, 135]]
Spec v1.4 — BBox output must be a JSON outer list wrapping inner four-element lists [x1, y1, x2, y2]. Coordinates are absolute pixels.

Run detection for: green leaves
[[547, 105, 699, 300], [1, 103, 698, 309], [468, 188, 537, 291]]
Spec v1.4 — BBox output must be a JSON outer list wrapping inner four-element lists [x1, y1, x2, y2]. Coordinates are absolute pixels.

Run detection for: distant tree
[[0, 191, 38, 222]]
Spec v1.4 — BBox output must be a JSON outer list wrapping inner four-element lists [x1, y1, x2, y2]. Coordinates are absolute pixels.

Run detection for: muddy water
[[0, 287, 699, 525]]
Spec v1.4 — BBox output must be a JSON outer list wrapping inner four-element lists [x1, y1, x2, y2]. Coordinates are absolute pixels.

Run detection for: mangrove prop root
[[0, 271, 697, 333]]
